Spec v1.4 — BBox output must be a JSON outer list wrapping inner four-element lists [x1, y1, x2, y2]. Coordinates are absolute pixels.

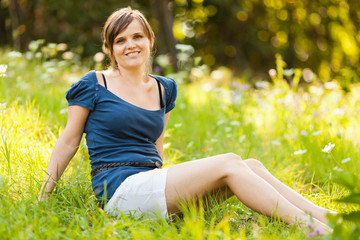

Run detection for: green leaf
[[335, 193, 360, 205], [333, 173, 356, 190], [341, 211, 360, 222]]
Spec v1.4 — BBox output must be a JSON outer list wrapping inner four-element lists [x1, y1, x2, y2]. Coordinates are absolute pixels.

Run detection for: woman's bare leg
[[165, 153, 330, 230], [243, 159, 337, 223]]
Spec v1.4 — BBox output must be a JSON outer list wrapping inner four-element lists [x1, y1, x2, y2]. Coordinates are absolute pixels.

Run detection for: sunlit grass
[[0, 50, 359, 239]]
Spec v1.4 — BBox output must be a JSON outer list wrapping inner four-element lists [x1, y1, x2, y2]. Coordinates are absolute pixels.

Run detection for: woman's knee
[[222, 152, 242, 162], [221, 153, 250, 176], [243, 158, 265, 171]]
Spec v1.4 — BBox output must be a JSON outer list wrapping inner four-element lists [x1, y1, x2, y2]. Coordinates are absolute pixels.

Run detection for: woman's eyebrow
[[114, 36, 124, 41], [115, 32, 143, 40]]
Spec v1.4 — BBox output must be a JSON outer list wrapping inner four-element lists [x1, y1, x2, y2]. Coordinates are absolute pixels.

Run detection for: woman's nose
[[126, 39, 136, 49]]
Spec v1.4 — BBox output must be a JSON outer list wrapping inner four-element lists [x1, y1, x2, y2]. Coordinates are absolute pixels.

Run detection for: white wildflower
[[322, 142, 335, 153], [294, 149, 307, 155], [239, 135, 246, 143], [271, 140, 281, 146], [62, 51, 74, 60], [0, 64, 8, 77], [202, 83, 213, 92], [56, 43, 68, 51], [341, 158, 351, 164], [333, 108, 345, 116], [333, 166, 343, 172], [312, 130, 322, 136], [7, 51, 22, 58], [230, 120, 240, 126], [216, 119, 226, 126], [163, 143, 171, 149]]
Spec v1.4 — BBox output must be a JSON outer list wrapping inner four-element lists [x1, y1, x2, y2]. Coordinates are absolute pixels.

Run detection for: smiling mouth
[[125, 51, 140, 56]]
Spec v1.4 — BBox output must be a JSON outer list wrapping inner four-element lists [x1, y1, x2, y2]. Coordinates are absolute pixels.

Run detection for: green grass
[[0, 49, 359, 239]]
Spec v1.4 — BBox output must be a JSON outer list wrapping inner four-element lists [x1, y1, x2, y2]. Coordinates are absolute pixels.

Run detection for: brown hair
[[102, 7, 155, 69]]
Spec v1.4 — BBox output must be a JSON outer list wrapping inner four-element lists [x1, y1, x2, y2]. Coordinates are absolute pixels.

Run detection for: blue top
[[65, 70, 177, 202]]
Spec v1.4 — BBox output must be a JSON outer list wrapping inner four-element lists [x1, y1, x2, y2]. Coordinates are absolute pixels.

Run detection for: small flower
[[237, 84, 251, 91], [300, 130, 308, 136], [311, 130, 321, 136], [0, 64, 8, 77], [7, 51, 22, 58], [333, 108, 345, 116], [341, 158, 351, 164], [294, 149, 307, 155], [163, 143, 171, 149], [255, 81, 269, 89], [306, 225, 326, 238], [153, 66, 162, 73], [271, 140, 281, 146], [216, 119, 226, 126], [322, 142, 335, 153], [62, 51, 74, 60], [333, 166, 343, 172], [230, 120, 240, 126], [314, 227, 325, 236], [307, 223, 312, 230], [268, 68, 277, 77]]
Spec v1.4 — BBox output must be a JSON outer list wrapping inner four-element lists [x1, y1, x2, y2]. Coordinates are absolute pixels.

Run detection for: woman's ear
[[150, 36, 155, 50]]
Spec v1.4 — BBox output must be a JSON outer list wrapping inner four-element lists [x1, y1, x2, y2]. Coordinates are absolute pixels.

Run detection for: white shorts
[[104, 168, 169, 219]]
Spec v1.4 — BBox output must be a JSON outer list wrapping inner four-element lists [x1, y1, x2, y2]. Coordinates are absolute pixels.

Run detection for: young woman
[[38, 7, 336, 231]]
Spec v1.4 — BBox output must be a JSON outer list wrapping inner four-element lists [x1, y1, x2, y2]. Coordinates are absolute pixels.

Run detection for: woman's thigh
[[165, 153, 241, 214]]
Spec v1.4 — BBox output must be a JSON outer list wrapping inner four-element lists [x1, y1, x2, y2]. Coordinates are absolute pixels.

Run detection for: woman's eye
[[116, 39, 124, 43], [135, 35, 143, 39]]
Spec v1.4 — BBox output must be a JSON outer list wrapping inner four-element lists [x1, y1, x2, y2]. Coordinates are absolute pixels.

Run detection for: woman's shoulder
[[77, 70, 97, 84], [65, 70, 98, 108], [150, 74, 177, 112], [149, 74, 177, 90]]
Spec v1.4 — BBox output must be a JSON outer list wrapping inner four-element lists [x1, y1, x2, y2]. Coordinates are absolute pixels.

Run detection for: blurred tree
[[1, 0, 359, 83], [150, 0, 178, 71], [1, 0, 178, 70], [172, 0, 360, 82], [0, 6, 8, 45], [4, 0, 34, 51]]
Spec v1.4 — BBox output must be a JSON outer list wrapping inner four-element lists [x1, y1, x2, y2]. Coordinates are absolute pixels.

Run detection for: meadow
[[0, 47, 359, 239]]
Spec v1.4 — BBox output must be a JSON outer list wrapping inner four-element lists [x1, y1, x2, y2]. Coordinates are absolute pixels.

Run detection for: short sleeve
[[65, 72, 96, 111], [165, 77, 177, 113]]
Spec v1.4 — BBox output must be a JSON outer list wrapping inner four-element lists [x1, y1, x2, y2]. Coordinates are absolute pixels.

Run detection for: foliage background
[[1, 0, 360, 239], [1, 0, 360, 83]]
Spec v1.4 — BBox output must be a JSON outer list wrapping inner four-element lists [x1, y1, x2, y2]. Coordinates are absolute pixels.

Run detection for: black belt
[[91, 161, 162, 177]]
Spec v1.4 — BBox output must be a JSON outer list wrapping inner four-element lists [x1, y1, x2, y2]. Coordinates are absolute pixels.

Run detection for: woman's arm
[[156, 112, 170, 160], [38, 105, 90, 201]]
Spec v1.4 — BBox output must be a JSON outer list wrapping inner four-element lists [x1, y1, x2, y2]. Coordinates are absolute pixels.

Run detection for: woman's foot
[[304, 218, 333, 237], [316, 209, 338, 224]]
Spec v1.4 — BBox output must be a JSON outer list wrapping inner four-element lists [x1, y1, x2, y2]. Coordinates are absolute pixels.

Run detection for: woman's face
[[112, 19, 153, 71]]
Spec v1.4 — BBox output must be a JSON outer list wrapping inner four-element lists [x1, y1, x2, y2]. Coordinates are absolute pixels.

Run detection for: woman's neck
[[112, 67, 148, 86]]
